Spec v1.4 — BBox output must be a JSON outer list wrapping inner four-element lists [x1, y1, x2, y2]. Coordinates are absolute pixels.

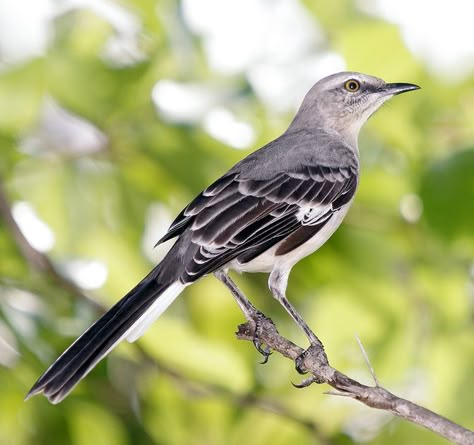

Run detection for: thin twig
[[355, 334, 380, 387]]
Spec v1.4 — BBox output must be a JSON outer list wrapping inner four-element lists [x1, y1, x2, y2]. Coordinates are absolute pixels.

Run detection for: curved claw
[[253, 337, 266, 355], [295, 353, 307, 375], [291, 375, 319, 388], [247, 311, 276, 365], [260, 348, 272, 365], [252, 332, 272, 364], [260, 353, 271, 365]]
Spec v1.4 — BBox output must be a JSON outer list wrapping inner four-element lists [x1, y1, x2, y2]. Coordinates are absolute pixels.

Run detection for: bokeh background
[[0, 0, 473, 444]]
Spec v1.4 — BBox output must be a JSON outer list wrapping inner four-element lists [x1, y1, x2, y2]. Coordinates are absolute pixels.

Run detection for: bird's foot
[[292, 341, 330, 388], [236, 311, 277, 364]]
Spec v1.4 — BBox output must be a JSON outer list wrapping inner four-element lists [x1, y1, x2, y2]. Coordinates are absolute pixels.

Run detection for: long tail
[[26, 273, 185, 404]]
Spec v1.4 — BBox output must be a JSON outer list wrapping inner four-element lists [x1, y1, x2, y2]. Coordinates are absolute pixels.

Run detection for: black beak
[[383, 82, 420, 96]]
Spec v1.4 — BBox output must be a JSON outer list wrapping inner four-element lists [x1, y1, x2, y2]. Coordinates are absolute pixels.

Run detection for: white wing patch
[[296, 204, 332, 226]]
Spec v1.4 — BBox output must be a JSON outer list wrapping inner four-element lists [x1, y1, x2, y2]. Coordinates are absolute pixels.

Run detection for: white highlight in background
[[203, 107, 255, 149], [142, 203, 174, 263], [182, 0, 346, 112], [21, 98, 107, 156], [0, 0, 144, 71], [247, 52, 346, 111], [399, 193, 423, 223], [12, 201, 55, 252], [182, 0, 320, 74], [361, 0, 474, 79], [62, 259, 108, 290], [0, 0, 54, 69], [152, 80, 220, 124]]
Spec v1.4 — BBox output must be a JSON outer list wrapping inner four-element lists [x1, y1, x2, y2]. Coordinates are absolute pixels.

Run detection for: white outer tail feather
[[36, 281, 186, 404], [125, 281, 186, 342]]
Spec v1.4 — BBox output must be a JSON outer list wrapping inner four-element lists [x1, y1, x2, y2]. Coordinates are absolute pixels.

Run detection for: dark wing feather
[[156, 174, 238, 244]]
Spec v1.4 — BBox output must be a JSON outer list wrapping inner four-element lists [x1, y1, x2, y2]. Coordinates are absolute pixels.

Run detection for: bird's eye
[[344, 79, 360, 92]]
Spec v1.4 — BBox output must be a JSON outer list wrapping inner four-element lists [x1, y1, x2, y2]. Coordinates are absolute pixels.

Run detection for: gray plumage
[[27, 72, 419, 403]]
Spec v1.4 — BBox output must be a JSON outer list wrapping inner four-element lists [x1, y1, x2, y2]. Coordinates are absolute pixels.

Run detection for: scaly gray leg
[[269, 268, 326, 383], [214, 270, 275, 363]]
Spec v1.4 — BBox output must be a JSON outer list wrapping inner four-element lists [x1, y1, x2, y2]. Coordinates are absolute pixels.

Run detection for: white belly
[[228, 203, 351, 274]]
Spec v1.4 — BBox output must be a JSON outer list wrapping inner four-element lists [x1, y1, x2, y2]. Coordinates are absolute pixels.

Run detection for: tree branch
[[236, 317, 474, 445]]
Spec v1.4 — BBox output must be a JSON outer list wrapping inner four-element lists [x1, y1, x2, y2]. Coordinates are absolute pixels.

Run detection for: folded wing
[[157, 158, 358, 282]]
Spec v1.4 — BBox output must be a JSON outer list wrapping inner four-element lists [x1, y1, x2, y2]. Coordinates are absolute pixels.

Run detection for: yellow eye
[[344, 79, 360, 92]]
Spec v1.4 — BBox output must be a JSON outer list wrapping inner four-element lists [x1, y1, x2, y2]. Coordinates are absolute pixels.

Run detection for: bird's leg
[[269, 269, 327, 381], [214, 270, 275, 363]]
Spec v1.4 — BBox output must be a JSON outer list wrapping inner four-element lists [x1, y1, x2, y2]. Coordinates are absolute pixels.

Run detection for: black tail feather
[[26, 278, 171, 404]]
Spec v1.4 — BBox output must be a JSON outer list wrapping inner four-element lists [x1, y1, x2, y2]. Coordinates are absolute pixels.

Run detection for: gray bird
[[27, 72, 419, 403]]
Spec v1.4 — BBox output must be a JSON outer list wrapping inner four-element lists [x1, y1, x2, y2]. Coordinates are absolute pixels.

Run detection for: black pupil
[[348, 81, 357, 90]]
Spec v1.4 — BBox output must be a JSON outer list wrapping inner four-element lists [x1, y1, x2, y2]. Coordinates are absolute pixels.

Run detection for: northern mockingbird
[[27, 72, 419, 403]]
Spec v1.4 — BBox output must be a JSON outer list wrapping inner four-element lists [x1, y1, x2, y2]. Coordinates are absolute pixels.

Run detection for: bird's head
[[290, 71, 420, 146]]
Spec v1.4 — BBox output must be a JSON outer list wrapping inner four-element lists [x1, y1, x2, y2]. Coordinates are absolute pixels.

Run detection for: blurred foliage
[[0, 1, 473, 445]]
